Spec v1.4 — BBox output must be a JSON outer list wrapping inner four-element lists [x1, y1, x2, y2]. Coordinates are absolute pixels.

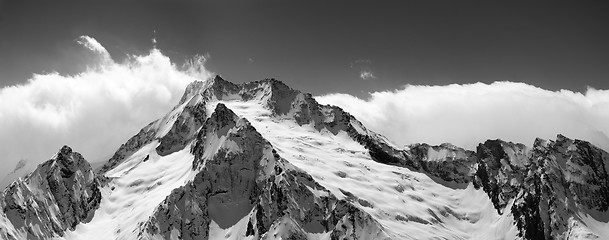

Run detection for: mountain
[[0, 146, 101, 239], [0, 159, 36, 190], [1, 75, 608, 239]]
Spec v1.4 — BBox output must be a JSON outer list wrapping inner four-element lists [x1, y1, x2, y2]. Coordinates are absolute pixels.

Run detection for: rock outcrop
[[0, 146, 101, 240]]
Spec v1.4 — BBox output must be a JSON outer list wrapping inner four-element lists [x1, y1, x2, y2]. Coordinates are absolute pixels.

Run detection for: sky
[[1, 0, 608, 95], [0, 0, 608, 182]]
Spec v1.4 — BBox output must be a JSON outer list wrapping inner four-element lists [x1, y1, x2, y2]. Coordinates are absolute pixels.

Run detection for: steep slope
[[0, 146, 101, 240], [140, 104, 388, 239], [63, 97, 208, 239], [493, 136, 609, 239], [97, 89, 207, 175]]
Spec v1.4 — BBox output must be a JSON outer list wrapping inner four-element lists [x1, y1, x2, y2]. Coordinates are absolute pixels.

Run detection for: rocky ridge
[[140, 104, 388, 239], [0, 146, 101, 240]]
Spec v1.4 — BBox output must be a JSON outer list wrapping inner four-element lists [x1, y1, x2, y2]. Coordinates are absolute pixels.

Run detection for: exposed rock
[[156, 99, 207, 156], [407, 143, 477, 184], [471, 135, 609, 239], [0, 146, 101, 240], [140, 104, 388, 239], [474, 140, 528, 212]]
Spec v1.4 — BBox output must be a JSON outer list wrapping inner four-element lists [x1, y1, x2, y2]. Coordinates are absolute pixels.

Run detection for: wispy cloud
[[0, 36, 213, 182], [360, 70, 376, 80], [350, 59, 376, 80], [75, 36, 114, 66], [317, 82, 609, 151]]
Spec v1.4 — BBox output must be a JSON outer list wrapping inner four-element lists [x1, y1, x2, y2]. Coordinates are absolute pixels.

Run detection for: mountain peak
[[209, 74, 232, 86], [59, 145, 72, 156], [56, 145, 75, 166], [208, 102, 240, 128], [0, 146, 101, 239]]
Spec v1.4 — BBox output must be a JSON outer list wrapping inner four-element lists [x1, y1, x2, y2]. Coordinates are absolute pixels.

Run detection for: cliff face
[[0, 146, 101, 240], [508, 135, 609, 239]]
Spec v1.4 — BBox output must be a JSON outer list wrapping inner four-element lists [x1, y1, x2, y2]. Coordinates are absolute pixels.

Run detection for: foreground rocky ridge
[[1, 76, 608, 239], [0, 146, 101, 240]]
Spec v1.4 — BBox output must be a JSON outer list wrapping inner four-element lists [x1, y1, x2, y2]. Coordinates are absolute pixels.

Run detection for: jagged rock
[[474, 140, 528, 212], [140, 104, 388, 239], [471, 135, 609, 239], [511, 135, 608, 239], [180, 76, 411, 170], [0, 146, 101, 240], [407, 143, 477, 184]]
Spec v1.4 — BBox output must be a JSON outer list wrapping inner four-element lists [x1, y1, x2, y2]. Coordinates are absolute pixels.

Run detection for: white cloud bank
[[0, 36, 212, 181], [317, 82, 609, 152]]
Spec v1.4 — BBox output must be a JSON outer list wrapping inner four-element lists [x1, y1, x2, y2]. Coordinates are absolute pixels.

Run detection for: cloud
[[0, 36, 213, 183], [76, 36, 112, 63], [316, 82, 609, 152], [350, 59, 376, 80], [360, 70, 376, 80]]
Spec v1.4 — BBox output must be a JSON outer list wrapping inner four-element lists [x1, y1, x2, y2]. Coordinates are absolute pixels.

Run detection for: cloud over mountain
[[317, 82, 609, 151], [0, 36, 212, 180]]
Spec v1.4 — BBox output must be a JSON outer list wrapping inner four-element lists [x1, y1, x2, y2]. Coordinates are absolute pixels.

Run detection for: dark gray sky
[[0, 0, 607, 97]]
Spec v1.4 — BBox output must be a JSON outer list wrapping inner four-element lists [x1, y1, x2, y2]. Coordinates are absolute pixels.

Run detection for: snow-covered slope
[[1, 75, 608, 240]]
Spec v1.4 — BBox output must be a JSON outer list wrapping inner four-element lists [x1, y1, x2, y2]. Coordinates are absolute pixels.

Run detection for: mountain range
[[1, 76, 608, 239]]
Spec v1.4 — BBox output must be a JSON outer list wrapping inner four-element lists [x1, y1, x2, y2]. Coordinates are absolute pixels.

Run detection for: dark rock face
[[0, 146, 101, 240], [509, 136, 609, 239], [156, 100, 207, 156], [474, 140, 528, 212], [407, 143, 478, 184], [140, 104, 387, 240]]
